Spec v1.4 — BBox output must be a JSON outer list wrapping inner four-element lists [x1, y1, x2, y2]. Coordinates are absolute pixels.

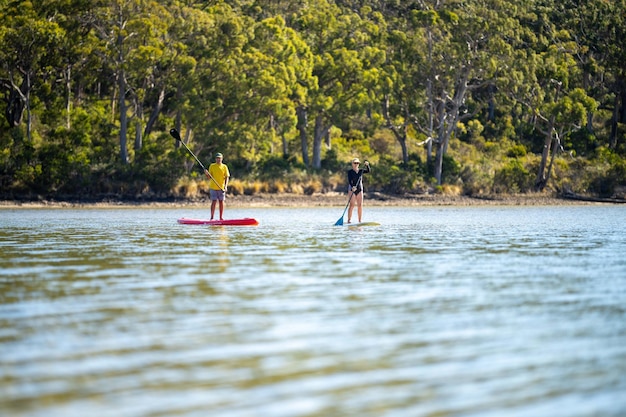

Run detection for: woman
[[346, 158, 370, 223]]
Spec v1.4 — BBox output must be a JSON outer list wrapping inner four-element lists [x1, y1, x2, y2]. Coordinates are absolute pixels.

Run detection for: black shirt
[[347, 164, 370, 194]]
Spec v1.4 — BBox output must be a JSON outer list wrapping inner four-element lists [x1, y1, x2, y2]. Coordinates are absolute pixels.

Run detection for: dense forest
[[1, 0, 625, 201]]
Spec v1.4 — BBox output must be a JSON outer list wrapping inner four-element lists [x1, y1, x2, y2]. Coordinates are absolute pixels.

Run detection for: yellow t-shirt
[[208, 162, 230, 190]]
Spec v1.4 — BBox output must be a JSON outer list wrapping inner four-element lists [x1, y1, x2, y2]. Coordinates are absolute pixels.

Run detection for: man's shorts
[[210, 189, 225, 201]]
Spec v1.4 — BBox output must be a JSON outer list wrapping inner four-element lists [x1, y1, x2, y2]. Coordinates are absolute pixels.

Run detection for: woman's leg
[[347, 192, 356, 223], [356, 192, 364, 222]]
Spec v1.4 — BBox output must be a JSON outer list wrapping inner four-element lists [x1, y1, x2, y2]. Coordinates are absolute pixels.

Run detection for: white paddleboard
[[337, 221, 380, 227]]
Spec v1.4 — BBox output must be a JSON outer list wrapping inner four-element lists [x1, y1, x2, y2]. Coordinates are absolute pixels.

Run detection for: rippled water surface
[[1, 205, 625, 417]]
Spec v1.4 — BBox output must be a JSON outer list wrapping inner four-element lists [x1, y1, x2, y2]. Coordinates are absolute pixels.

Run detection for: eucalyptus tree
[[167, 2, 311, 169], [88, 0, 173, 164], [166, 2, 249, 165], [190, 12, 315, 166], [504, 0, 597, 190], [292, 0, 386, 169], [385, 0, 516, 185], [379, 16, 423, 166], [242, 16, 314, 161], [123, 1, 173, 151], [0, 0, 64, 140], [598, 0, 626, 151], [556, 0, 626, 152]]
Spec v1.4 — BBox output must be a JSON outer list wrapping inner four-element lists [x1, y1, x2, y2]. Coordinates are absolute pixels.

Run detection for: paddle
[[169, 128, 224, 191], [334, 175, 362, 226]]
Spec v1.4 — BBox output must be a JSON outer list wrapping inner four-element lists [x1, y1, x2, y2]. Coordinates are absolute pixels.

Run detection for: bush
[[228, 179, 244, 195], [244, 180, 265, 195], [460, 165, 492, 195], [493, 159, 533, 193], [506, 144, 527, 158], [303, 179, 323, 195], [441, 154, 461, 184], [257, 154, 299, 179], [173, 177, 199, 198], [269, 179, 288, 193], [369, 155, 425, 194]]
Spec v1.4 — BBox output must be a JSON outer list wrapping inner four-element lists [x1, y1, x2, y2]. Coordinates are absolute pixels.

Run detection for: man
[[206, 153, 230, 220]]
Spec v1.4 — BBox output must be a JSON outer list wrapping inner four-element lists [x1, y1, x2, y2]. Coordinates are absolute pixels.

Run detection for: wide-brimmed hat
[[352, 158, 360, 164]]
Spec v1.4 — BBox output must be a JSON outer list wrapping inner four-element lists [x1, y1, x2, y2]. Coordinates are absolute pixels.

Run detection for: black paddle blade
[[169, 128, 181, 141]]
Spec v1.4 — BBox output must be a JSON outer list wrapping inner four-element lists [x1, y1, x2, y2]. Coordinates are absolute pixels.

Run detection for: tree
[[503, 1, 598, 190], [245, 16, 314, 160], [293, 0, 385, 168], [0, 0, 64, 140], [173, 2, 252, 164], [124, 1, 172, 152], [559, 0, 626, 152], [379, 16, 422, 166], [88, 0, 172, 164]]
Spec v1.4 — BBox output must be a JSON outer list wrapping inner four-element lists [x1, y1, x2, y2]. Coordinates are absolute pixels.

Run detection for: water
[[1, 205, 625, 417]]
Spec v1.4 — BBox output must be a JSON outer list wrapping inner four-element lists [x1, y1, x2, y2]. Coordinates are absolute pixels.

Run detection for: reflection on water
[[1, 206, 626, 417]]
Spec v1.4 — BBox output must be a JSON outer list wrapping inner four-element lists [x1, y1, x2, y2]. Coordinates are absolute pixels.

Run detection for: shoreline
[[0, 191, 618, 209]]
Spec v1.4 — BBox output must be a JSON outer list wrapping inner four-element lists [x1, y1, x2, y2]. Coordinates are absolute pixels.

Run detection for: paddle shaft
[[170, 129, 224, 191], [335, 174, 362, 225]]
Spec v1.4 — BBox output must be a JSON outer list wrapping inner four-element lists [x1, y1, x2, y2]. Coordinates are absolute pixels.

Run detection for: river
[[1, 205, 625, 416]]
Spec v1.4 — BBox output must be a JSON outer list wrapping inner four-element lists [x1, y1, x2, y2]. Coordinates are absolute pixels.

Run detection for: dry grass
[[172, 177, 199, 198]]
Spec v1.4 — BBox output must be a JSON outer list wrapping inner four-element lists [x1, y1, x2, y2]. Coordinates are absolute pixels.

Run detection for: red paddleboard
[[177, 218, 259, 226]]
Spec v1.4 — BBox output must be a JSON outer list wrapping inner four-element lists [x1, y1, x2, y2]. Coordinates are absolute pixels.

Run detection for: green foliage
[[368, 154, 425, 194], [256, 153, 306, 180], [133, 133, 185, 195], [0, 0, 625, 199], [493, 159, 533, 193], [440, 154, 461, 185], [506, 144, 527, 158], [588, 147, 626, 197]]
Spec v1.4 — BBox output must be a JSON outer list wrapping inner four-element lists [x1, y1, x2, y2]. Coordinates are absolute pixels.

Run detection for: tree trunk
[[174, 88, 182, 150], [535, 81, 563, 190], [433, 68, 468, 185], [4, 78, 26, 128], [144, 87, 165, 137], [544, 131, 561, 189], [282, 133, 288, 157], [620, 83, 626, 124], [609, 80, 626, 150], [119, 71, 129, 164], [25, 72, 32, 143], [312, 114, 330, 169], [65, 65, 72, 129], [535, 123, 554, 191], [609, 92, 619, 149], [134, 118, 142, 151], [134, 99, 143, 151], [297, 105, 309, 166], [382, 94, 409, 165], [488, 84, 496, 122], [434, 138, 445, 185]]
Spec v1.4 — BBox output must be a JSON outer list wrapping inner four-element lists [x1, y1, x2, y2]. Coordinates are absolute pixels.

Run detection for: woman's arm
[[348, 170, 359, 186]]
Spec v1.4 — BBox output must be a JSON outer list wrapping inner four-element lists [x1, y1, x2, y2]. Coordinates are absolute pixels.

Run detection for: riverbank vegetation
[[1, 0, 625, 202]]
